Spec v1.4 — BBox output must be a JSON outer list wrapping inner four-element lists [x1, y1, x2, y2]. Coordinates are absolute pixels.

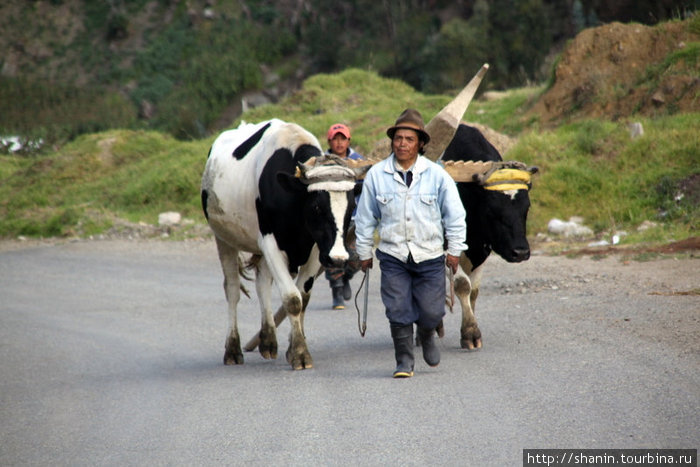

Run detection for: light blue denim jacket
[[354, 153, 467, 263]]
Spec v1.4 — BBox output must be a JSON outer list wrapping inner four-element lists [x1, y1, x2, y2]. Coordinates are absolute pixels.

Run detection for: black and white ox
[[440, 124, 538, 349], [201, 119, 367, 370]]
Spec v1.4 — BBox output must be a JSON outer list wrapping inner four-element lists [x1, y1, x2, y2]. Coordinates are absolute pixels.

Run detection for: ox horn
[[295, 157, 319, 178], [343, 157, 378, 180], [423, 63, 489, 162]]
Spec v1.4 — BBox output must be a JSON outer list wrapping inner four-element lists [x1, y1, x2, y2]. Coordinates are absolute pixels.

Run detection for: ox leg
[[215, 237, 244, 365], [454, 263, 484, 350], [295, 259, 323, 338], [243, 265, 319, 352], [284, 294, 312, 370], [255, 260, 278, 360], [282, 255, 322, 369], [260, 235, 313, 370]]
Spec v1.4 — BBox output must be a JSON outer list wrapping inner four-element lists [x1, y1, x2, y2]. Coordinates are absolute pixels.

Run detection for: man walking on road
[[354, 109, 467, 378]]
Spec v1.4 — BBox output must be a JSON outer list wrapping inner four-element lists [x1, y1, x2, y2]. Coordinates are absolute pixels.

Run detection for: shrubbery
[[0, 0, 696, 150]]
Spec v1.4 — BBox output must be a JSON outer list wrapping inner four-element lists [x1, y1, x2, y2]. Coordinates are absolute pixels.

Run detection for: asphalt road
[[1, 239, 698, 466]]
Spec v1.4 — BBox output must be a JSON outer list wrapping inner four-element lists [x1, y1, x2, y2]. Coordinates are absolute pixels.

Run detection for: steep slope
[[531, 18, 699, 124]]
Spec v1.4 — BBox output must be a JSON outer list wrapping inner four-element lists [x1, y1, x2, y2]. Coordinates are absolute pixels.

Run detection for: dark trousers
[[376, 249, 446, 329]]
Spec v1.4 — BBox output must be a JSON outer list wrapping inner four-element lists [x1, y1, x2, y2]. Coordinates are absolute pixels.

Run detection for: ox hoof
[[460, 326, 482, 350], [223, 350, 244, 365], [259, 345, 278, 360], [224, 334, 244, 364], [286, 348, 313, 370], [460, 336, 483, 350], [259, 327, 278, 360]]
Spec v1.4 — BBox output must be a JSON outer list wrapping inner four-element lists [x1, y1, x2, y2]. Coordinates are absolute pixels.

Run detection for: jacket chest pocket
[[376, 194, 399, 219], [419, 194, 441, 221]]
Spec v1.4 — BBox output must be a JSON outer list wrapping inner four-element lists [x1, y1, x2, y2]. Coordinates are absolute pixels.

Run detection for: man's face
[[328, 133, 350, 157], [392, 129, 421, 168]]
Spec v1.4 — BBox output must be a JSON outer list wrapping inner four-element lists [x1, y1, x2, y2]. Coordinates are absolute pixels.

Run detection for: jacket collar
[[384, 153, 429, 175]]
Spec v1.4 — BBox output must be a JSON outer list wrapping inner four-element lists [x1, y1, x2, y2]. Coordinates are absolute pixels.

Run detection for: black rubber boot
[[417, 326, 440, 367], [342, 277, 352, 301], [329, 277, 345, 310], [390, 324, 415, 378], [331, 286, 345, 310]]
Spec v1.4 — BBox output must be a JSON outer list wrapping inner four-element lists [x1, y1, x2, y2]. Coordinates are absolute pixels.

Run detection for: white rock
[[158, 212, 181, 226], [547, 218, 567, 234], [547, 218, 594, 238], [637, 220, 659, 231], [628, 122, 644, 139]]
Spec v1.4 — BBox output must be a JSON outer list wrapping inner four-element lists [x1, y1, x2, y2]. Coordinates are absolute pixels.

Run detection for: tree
[[488, 0, 552, 87]]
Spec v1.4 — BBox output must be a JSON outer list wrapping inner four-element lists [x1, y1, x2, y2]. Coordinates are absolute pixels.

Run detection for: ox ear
[[527, 166, 539, 189], [277, 171, 306, 193]]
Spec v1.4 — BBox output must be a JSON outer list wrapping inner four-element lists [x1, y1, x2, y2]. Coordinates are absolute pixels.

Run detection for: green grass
[[462, 86, 544, 135], [241, 68, 452, 155], [240, 68, 542, 149], [512, 113, 699, 240], [0, 76, 138, 148], [0, 130, 210, 237], [0, 69, 697, 244]]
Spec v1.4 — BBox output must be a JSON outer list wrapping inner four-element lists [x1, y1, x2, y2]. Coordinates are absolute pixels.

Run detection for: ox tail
[[237, 253, 262, 299], [242, 253, 262, 277]]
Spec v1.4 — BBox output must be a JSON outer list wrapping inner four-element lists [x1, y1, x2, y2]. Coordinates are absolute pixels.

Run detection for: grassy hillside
[[511, 114, 699, 243], [5, 2, 694, 150], [0, 68, 697, 246], [0, 130, 209, 237]]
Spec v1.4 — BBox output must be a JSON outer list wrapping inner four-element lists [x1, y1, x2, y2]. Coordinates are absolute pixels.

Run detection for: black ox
[[441, 124, 538, 349]]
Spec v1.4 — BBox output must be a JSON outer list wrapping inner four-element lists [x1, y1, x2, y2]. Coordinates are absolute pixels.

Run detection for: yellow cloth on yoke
[[483, 168, 531, 191]]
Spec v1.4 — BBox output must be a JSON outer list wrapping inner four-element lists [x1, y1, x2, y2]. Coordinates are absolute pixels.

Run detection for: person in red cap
[[324, 123, 364, 310], [326, 123, 363, 163]]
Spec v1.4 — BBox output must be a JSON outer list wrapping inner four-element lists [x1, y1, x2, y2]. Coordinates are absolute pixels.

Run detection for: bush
[[0, 77, 138, 148]]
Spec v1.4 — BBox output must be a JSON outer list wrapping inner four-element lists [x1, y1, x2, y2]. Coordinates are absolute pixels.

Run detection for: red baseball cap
[[327, 123, 351, 140]]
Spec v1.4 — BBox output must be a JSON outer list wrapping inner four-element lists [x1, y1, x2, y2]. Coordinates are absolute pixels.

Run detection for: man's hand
[[361, 258, 373, 272], [445, 254, 460, 274]]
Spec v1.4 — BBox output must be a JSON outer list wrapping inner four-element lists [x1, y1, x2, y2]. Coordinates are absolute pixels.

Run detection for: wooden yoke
[[441, 160, 495, 183], [443, 160, 539, 186]]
